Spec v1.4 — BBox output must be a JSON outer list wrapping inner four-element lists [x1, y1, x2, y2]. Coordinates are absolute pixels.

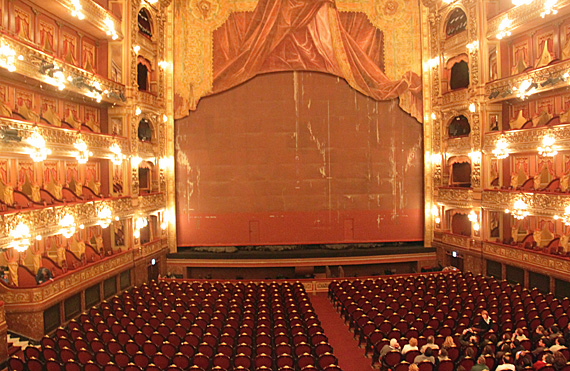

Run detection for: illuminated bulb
[[36, 235, 42, 241], [26, 131, 51, 162], [497, 18, 512, 39], [133, 45, 140, 54], [103, 18, 118, 40], [430, 152, 441, 165], [133, 229, 140, 239], [158, 61, 170, 69], [469, 103, 476, 112], [473, 222, 480, 231], [70, 0, 85, 20], [98, 207, 113, 228], [512, 0, 533, 5], [466, 40, 479, 52], [74, 139, 92, 164], [514, 79, 537, 100], [163, 114, 168, 123], [9, 222, 31, 252], [59, 214, 76, 238], [79, 224, 85, 229], [538, 134, 558, 157], [0, 39, 18, 72], [135, 107, 141, 115], [431, 113, 436, 120], [492, 137, 510, 159], [110, 143, 125, 165], [554, 205, 570, 226], [131, 156, 142, 167], [424, 57, 439, 70], [468, 151, 482, 162], [541, 0, 558, 17], [468, 210, 478, 223], [161, 222, 168, 230], [505, 199, 529, 220]]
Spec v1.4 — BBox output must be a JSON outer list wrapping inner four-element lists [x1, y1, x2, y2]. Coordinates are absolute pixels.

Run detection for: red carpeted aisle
[[310, 293, 376, 371]]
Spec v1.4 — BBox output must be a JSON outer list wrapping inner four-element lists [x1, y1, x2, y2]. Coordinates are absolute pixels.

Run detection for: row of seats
[[9, 280, 344, 371]]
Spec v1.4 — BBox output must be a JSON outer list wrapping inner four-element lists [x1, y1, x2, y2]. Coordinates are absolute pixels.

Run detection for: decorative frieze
[[446, 136, 471, 154], [437, 187, 474, 207], [482, 190, 570, 216], [441, 232, 472, 248], [484, 124, 570, 153]]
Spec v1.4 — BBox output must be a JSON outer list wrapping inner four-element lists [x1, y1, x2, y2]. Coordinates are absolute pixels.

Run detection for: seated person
[[550, 337, 567, 353], [471, 356, 490, 371], [495, 355, 516, 371], [420, 335, 440, 353], [402, 337, 419, 355], [414, 347, 435, 364], [533, 353, 554, 371], [438, 348, 450, 362], [474, 310, 493, 334], [513, 328, 528, 342], [532, 338, 550, 358], [379, 338, 401, 359], [35, 267, 53, 284]]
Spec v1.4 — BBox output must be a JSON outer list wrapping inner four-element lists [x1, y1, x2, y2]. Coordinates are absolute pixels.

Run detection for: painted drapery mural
[[173, 0, 423, 121]]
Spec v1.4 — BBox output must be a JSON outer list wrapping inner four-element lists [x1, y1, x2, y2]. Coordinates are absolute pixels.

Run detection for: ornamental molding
[[441, 232, 472, 248], [0, 250, 135, 306], [485, 59, 570, 100], [1, 117, 129, 159], [445, 136, 471, 154], [436, 187, 474, 207], [482, 241, 570, 277], [481, 190, 570, 216], [442, 89, 469, 106], [486, 0, 570, 39], [55, 0, 124, 40], [483, 124, 570, 153], [0, 193, 165, 248]]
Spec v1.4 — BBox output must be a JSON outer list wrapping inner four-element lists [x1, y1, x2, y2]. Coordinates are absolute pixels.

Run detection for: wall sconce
[[497, 18, 512, 39], [134, 216, 148, 238], [505, 199, 529, 220], [97, 206, 113, 229], [74, 139, 92, 164], [70, 0, 85, 19], [133, 45, 140, 54], [541, 0, 558, 17], [131, 156, 142, 167], [163, 114, 168, 123], [512, 0, 533, 5], [514, 79, 538, 100], [554, 205, 570, 225], [492, 137, 509, 159], [468, 103, 476, 113], [466, 40, 479, 52], [158, 61, 170, 69], [431, 204, 441, 224], [26, 130, 51, 162], [0, 40, 18, 72], [109, 143, 125, 165], [468, 210, 480, 231], [103, 18, 118, 40], [59, 214, 76, 238], [9, 222, 31, 252], [538, 134, 558, 157]]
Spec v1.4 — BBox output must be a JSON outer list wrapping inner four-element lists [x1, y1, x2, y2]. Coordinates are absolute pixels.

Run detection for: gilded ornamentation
[[441, 232, 471, 248], [437, 187, 473, 207], [482, 190, 570, 216], [484, 124, 570, 154]]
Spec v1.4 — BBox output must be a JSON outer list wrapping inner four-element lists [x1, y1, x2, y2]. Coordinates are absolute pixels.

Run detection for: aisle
[[310, 293, 376, 371]]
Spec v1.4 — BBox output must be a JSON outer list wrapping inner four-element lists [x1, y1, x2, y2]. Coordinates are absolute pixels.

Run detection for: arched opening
[[138, 8, 152, 38], [137, 60, 150, 91], [450, 60, 469, 90], [445, 8, 467, 37], [451, 212, 471, 236], [137, 119, 153, 142], [138, 161, 154, 194], [448, 115, 471, 137], [451, 162, 471, 186]]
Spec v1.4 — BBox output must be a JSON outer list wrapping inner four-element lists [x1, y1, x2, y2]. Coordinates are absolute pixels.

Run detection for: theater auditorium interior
[[2, 0, 570, 370]]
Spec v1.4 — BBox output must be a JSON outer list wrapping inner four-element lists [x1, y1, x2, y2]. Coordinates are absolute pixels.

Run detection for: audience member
[[379, 338, 401, 359], [420, 336, 440, 353], [553, 351, 567, 371], [550, 337, 567, 353], [513, 328, 528, 341], [414, 347, 435, 364], [442, 335, 456, 349], [475, 310, 493, 334], [495, 355, 516, 371], [533, 354, 554, 371], [402, 337, 418, 355], [471, 356, 490, 371], [408, 364, 419, 371], [35, 267, 53, 284], [438, 348, 450, 362], [531, 338, 549, 358]]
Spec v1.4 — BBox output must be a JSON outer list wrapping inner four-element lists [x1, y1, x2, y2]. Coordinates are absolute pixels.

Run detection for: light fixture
[[59, 214, 76, 238], [131, 156, 142, 167], [430, 112, 436, 120], [158, 61, 170, 69], [469, 103, 476, 113], [492, 137, 510, 159], [74, 139, 92, 164], [161, 209, 171, 230], [135, 107, 142, 116], [9, 222, 31, 252], [103, 18, 118, 40], [163, 114, 168, 123], [514, 79, 537, 100], [424, 57, 439, 70], [512, 0, 533, 5], [70, 0, 85, 20], [26, 130, 51, 162], [97, 207, 113, 229], [466, 40, 479, 52], [537, 134, 558, 157], [468, 210, 480, 231], [431, 204, 441, 224], [468, 151, 482, 162], [554, 205, 570, 225], [35, 235, 42, 241], [133, 45, 140, 54], [497, 18, 512, 39], [109, 143, 126, 165], [505, 199, 529, 220], [0, 39, 17, 72], [541, 0, 557, 17], [134, 216, 148, 238], [159, 157, 173, 170]]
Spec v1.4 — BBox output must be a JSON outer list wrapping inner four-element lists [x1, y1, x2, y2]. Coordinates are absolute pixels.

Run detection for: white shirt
[[402, 345, 418, 355], [495, 364, 516, 371]]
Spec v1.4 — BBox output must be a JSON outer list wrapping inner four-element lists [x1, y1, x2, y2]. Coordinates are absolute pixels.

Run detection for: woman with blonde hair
[[408, 364, 419, 371], [402, 337, 419, 355], [442, 335, 455, 349]]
